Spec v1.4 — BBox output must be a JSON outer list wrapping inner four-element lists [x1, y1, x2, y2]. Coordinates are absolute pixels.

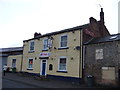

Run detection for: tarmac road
[[2, 78, 40, 88]]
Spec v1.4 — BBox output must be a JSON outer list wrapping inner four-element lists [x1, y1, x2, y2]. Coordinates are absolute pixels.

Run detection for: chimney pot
[[100, 8, 104, 24]]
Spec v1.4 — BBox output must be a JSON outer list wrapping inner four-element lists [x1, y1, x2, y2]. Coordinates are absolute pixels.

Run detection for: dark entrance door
[[41, 60, 47, 76]]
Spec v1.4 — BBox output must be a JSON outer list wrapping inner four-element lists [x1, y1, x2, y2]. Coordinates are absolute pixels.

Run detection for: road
[[2, 78, 40, 88]]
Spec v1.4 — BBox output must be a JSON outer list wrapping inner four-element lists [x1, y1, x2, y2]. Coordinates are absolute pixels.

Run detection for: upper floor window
[[60, 35, 68, 48], [43, 38, 48, 50], [29, 41, 34, 51]]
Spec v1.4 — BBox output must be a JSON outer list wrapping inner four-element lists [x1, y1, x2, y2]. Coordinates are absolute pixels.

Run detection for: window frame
[[60, 34, 68, 48], [58, 56, 67, 71], [43, 38, 48, 50], [29, 40, 35, 52], [28, 58, 34, 69], [12, 58, 16, 68]]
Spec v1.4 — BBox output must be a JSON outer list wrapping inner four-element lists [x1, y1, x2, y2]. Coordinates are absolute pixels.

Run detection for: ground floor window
[[12, 59, 16, 68], [58, 57, 67, 71], [28, 58, 33, 69]]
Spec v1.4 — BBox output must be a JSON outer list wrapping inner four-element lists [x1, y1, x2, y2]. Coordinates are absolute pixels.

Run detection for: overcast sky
[[0, 0, 119, 48]]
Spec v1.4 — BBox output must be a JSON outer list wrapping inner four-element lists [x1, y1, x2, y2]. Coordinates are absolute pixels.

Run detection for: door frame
[[40, 59, 47, 76]]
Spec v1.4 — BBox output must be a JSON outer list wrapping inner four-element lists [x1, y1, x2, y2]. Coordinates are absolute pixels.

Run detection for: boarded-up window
[[102, 67, 115, 80], [95, 49, 103, 60]]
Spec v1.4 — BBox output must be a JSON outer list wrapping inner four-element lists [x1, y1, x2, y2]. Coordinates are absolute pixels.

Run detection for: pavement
[[2, 72, 85, 88]]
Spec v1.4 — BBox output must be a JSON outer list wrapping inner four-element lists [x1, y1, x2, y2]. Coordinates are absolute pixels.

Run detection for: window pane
[[60, 58, 66, 63], [60, 35, 67, 47], [12, 59, 16, 67], [43, 39, 48, 49], [61, 42, 67, 47], [30, 41, 34, 51], [59, 58, 66, 70], [28, 59, 33, 68]]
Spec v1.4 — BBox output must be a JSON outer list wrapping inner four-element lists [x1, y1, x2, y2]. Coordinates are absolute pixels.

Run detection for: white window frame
[[28, 58, 34, 69], [95, 49, 103, 60], [12, 58, 16, 68], [60, 34, 68, 48], [43, 38, 48, 50], [29, 40, 34, 51], [58, 56, 67, 71]]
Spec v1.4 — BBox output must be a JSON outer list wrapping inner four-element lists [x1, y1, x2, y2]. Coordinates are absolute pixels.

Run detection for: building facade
[[0, 47, 23, 72], [21, 8, 110, 83]]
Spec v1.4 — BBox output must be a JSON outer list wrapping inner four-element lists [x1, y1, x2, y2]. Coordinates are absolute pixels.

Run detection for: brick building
[[84, 34, 120, 86]]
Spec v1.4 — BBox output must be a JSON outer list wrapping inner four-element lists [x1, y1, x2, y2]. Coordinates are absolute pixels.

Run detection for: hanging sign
[[39, 52, 51, 57]]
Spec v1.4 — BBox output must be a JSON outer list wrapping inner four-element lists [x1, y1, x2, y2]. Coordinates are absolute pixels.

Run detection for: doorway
[[40, 60, 47, 76]]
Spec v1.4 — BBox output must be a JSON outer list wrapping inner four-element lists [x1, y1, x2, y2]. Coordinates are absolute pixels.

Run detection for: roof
[[24, 24, 89, 42], [0, 54, 8, 57], [85, 33, 120, 45], [0, 47, 23, 53]]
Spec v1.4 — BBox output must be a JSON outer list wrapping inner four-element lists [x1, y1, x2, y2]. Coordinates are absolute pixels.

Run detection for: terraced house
[[21, 8, 110, 83]]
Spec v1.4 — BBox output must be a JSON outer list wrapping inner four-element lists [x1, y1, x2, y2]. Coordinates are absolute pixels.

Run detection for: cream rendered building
[[22, 26, 84, 83], [7, 55, 22, 72]]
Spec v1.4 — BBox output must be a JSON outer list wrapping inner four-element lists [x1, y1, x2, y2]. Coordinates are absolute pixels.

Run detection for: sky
[[0, 0, 119, 48]]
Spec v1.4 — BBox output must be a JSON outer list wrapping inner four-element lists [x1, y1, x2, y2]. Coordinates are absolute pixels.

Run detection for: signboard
[[40, 52, 51, 57]]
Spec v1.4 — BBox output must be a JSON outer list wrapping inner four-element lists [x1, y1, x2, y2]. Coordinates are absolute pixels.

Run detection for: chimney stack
[[34, 32, 41, 38], [100, 8, 104, 24]]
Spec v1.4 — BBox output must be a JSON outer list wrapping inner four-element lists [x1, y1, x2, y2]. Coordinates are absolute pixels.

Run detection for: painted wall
[[22, 30, 82, 78], [7, 55, 22, 72]]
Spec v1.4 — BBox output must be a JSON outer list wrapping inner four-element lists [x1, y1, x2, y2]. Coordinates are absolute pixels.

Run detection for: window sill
[[56, 70, 68, 73], [27, 68, 33, 70], [42, 49, 48, 51], [58, 47, 69, 50], [28, 51, 34, 53]]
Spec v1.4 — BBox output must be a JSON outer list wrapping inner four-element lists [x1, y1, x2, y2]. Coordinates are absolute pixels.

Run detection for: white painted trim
[[59, 34, 68, 48], [58, 56, 67, 71], [40, 59, 47, 76]]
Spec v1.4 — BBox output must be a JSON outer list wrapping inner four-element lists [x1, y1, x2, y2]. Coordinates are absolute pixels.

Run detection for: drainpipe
[[20, 44, 24, 72], [79, 29, 83, 83]]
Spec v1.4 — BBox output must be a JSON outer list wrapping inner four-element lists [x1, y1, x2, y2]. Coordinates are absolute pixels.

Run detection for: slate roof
[[0, 47, 23, 53], [24, 24, 89, 42], [0, 54, 8, 57], [85, 33, 120, 45]]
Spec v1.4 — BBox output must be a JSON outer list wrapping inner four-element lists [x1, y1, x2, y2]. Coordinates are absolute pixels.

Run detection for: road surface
[[2, 78, 40, 88]]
